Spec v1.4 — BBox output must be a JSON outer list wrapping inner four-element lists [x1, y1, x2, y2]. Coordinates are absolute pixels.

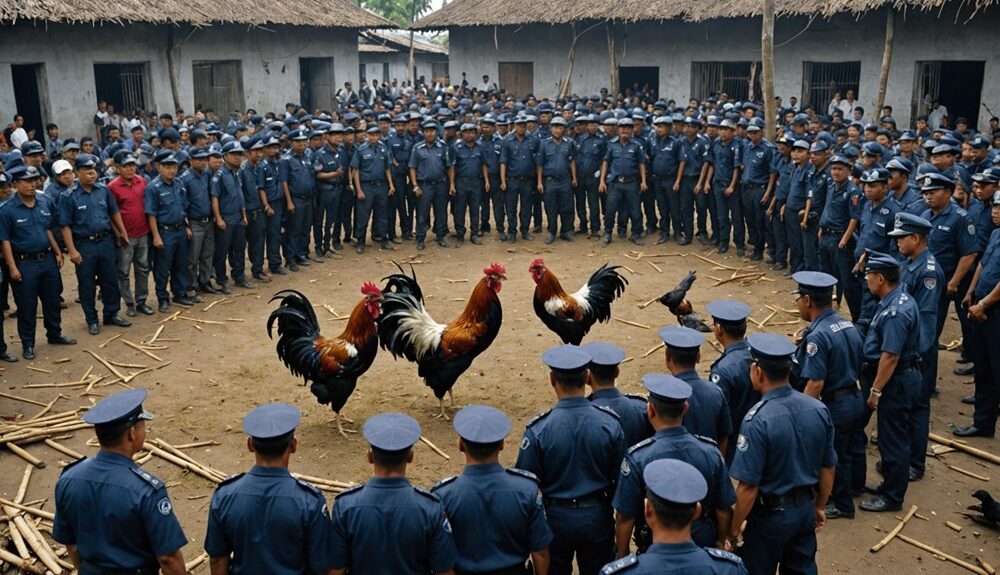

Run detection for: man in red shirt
[[108, 152, 153, 316]]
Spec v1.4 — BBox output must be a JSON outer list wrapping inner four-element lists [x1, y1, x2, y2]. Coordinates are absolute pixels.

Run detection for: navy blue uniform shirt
[[535, 137, 575, 178], [900, 249, 945, 353], [239, 160, 264, 211], [409, 140, 453, 181], [589, 388, 653, 448], [180, 167, 212, 219], [351, 141, 392, 182], [975, 229, 1000, 299], [742, 141, 774, 185], [922, 202, 978, 278], [604, 139, 645, 180], [863, 286, 922, 362], [577, 133, 608, 176], [709, 340, 759, 436], [820, 180, 862, 231], [795, 308, 863, 393], [855, 196, 900, 259], [499, 136, 538, 178], [477, 134, 502, 175], [279, 151, 315, 198], [452, 140, 487, 179], [680, 135, 710, 177], [210, 165, 244, 224], [708, 138, 742, 184], [0, 194, 57, 253], [675, 370, 733, 443], [313, 145, 344, 189], [144, 175, 187, 226], [647, 135, 683, 177], [59, 182, 119, 236], [600, 543, 747, 575]]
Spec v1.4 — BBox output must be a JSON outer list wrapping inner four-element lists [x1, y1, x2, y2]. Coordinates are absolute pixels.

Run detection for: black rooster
[[657, 271, 711, 332]]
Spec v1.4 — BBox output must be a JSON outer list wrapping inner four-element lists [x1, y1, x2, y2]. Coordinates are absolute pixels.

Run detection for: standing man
[[500, 117, 539, 243], [647, 116, 683, 245], [584, 341, 652, 448], [108, 152, 153, 317], [802, 141, 832, 272], [818, 155, 862, 321], [741, 124, 773, 261], [576, 115, 608, 239], [330, 413, 457, 575], [705, 300, 755, 461], [240, 138, 268, 283], [280, 130, 316, 269], [205, 404, 333, 575], [727, 333, 836, 575], [351, 126, 395, 254], [536, 117, 577, 244], [53, 389, 188, 575], [599, 119, 647, 247], [705, 120, 743, 255], [452, 123, 488, 246], [387, 116, 413, 242], [477, 116, 504, 239], [515, 345, 627, 575], [145, 152, 197, 313], [211, 141, 251, 294], [409, 121, 454, 250], [681, 118, 710, 245], [0, 166, 76, 359], [791, 271, 863, 520], [852, 168, 900, 333], [432, 405, 553, 575], [259, 137, 285, 274], [181, 147, 217, 295], [313, 126, 345, 255], [59, 154, 132, 335], [783, 140, 811, 272]]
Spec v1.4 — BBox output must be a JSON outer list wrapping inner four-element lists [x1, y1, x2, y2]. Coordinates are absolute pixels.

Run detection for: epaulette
[[600, 554, 638, 574], [526, 409, 552, 427], [505, 468, 539, 483], [413, 486, 442, 502], [624, 393, 647, 403], [431, 476, 458, 491], [706, 547, 743, 564], [294, 477, 324, 497], [129, 466, 163, 489], [335, 483, 365, 498], [694, 434, 718, 446], [59, 456, 87, 475], [744, 398, 769, 421], [217, 472, 245, 487], [626, 436, 655, 455], [594, 404, 620, 420]]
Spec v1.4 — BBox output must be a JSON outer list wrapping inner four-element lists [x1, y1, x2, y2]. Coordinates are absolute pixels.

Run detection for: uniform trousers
[[213, 221, 246, 286], [970, 309, 1000, 432], [742, 499, 817, 575], [801, 218, 820, 271], [676, 175, 698, 240], [11, 255, 62, 346], [819, 234, 861, 321], [651, 176, 675, 239], [334, 185, 355, 244], [390, 171, 411, 239], [504, 177, 533, 236], [784, 208, 806, 272], [151, 227, 188, 303], [604, 181, 641, 242], [713, 180, 744, 249], [770, 202, 788, 266], [486, 174, 504, 235], [74, 236, 121, 324], [741, 183, 767, 254], [640, 184, 657, 234], [542, 176, 573, 237], [454, 177, 483, 239], [545, 505, 613, 575], [285, 196, 313, 261], [188, 218, 214, 288], [264, 204, 284, 270], [695, 183, 717, 239], [245, 209, 265, 276], [115, 235, 149, 306], [355, 182, 389, 245], [416, 181, 449, 242], [313, 187, 338, 250], [910, 346, 939, 475], [825, 391, 864, 514]]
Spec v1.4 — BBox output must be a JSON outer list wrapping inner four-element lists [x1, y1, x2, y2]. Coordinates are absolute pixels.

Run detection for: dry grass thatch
[[411, 0, 996, 29], [361, 29, 448, 54], [0, 0, 396, 28]]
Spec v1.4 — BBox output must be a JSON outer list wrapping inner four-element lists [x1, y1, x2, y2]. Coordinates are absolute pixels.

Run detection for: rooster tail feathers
[[585, 264, 628, 323], [679, 271, 697, 291], [267, 290, 321, 340], [381, 262, 425, 303]]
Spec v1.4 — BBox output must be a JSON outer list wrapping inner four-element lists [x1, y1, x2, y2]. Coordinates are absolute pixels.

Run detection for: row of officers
[[52, 245, 973, 575]]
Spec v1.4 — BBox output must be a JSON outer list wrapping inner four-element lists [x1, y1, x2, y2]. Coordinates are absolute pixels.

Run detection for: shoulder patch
[[806, 341, 818, 356], [600, 554, 639, 574], [334, 483, 365, 499], [413, 486, 442, 502], [526, 409, 552, 427], [506, 467, 540, 483], [736, 434, 749, 452], [129, 466, 163, 489], [706, 547, 744, 564], [694, 434, 719, 446], [744, 398, 768, 421], [923, 277, 937, 290], [295, 477, 324, 497], [626, 436, 655, 455], [217, 472, 246, 487], [156, 497, 173, 516], [431, 476, 457, 491], [710, 373, 721, 383], [594, 404, 621, 420], [624, 393, 648, 403], [59, 456, 87, 475]]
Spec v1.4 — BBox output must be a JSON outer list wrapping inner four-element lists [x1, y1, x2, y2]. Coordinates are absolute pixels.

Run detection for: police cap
[[747, 333, 796, 361], [888, 212, 933, 237], [453, 404, 511, 443], [362, 413, 421, 451], [642, 374, 692, 403], [542, 344, 591, 375], [643, 458, 708, 505], [581, 342, 626, 368], [705, 300, 751, 325], [658, 326, 704, 350], [243, 403, 301, 440], [791, 271, 837, 296], [83, 388, 154, 427]]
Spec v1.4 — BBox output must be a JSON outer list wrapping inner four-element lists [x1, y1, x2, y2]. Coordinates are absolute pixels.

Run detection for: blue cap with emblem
[[362, 413, 421, 451], [643, 458, 708, 505], [155, 151, 179, 165], [792, 271, 837, 296], [20, 141, 44, 156], [864, 250, 900, 273], [658, 325, 704, 350], [888, 212, 933, 237], [421, 120, 438, 129], [705, 300, 751, 325], [289, 130, 308, 141], [74, 154, 99, 169], [809, 140, 828, 153], [8, 165, 41, 180], [453, 404, 511, 443], [829, 155, 851, 167], [885, 157, 913, 174], [542, 344, 591, 375], [221, 141, 245, 155], [550, 116, 568, 127], [747, 333, 796, 361], [243, 403, 301, 440], [920, 172, 955, 192], [365, 125, 379, 134], [189, 146, 210, 159], [993, 190, 1000, 205], [460, 123, 477, 132], [643, 374, 692, 403], [791, 139, 810, 151], [860, 167, 889, 183], [582, 342, 626, 367], [83, 388, 154, 427], [862, 141, 883, 156]]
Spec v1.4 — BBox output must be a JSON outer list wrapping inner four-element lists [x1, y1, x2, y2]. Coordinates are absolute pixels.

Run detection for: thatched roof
[[361, 29, 448, 54], [412, 0, 993, 29], [1, 0, 396, 28]]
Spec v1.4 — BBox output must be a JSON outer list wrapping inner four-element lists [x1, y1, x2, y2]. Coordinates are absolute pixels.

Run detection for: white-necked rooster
[[267, 286, 382, 436], [378, 263, 506, 420], [530, 258, 628, 345]]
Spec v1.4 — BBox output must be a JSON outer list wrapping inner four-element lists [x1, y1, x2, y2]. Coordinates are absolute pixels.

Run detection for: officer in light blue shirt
[[536, 117, 577, 244], [584, 341, 652, 447], [409, 121, 454, 250]]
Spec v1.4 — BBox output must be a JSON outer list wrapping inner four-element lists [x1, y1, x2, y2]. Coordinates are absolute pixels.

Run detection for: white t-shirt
[[9, 127, 28, 148]]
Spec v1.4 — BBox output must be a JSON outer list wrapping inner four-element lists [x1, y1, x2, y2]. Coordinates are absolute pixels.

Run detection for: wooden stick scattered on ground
[[930, 433, 1000, 466], [148, 325, 165, 344], [176, 315, 225, 325], [444, 278, 468, 283], [977, 557, 996, 575], [6, 443, 45, 468], [226, 318, 245, 322], [946, 464, 990, 481], [646, 260, 662, 273], [756, 310, 778, 328], [25, 366, 53, 374], [202, 298, 234, 312], [945, 521, 963, 532], [614, 317, 651, 330], [157, 310, 182, 324], [27, 395, 61, 420], [291, 473, 355, 489], [642, 342, 665, 358], [43, 439, 84, 460], [419, 436, 450, 460], [0, 547, 44, 574], [99, 333, 123, 348], [0, 391, 47, 407], [106, 360, 147, 369], [144, 443, 223, 484], [620, 265, 637, 275], [186, 368, 202, 373], [896, 534, 988, 575], [82, 349, 128, 381], [194, 324, 204, 331], [173, 440, 219, 449], [0, 498, 54, 521], [121, 339, 164, 362], [53, 358, 71, 364], [185, 552, 210, 572], [638, 296, 660, 309], [871, 504, 918, 553]]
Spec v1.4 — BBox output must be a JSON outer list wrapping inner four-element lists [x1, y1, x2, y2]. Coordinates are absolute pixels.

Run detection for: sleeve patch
[[157, 497, 173, 516], [737, 434, 749, 452]]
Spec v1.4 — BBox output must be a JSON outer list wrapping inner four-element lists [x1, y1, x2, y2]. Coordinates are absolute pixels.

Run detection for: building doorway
[[11, 64, 49, 141], [192, 60, 245, 117], [802, 61, 860, 113], [690, 62, 761, 102], [93, 63, 150, 116], [498, 62, 533, 99], [300, 57, 335, 114], [912, 61, 985, 128], [619, 66, 659, 100]]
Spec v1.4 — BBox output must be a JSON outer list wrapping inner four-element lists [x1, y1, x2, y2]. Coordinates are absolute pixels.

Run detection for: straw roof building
[[359, 30, 450, 87]]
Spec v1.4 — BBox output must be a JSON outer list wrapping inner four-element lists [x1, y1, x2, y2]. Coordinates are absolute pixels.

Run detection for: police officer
[[500, 117, 539, 243], [600, 119, 647, 246], [59, 153, 132, 335], [603, 459, 746, 575], [477, 116, 503, 239], [791, 271, 863, 519], [280, 130, 316, 269], [314, 125, 346, 254], [728, 333, 836, 574], [583, 341, 652, 447], [767, 136, 794, 270], [704, 300, 756, 461], [705, 120, 743, 255], [681, 118, 710, 245], [432, 405, 554, 575], [145, 151, 197, 313], [819, 155, 863, 321], [659, 326, 732, 452], [53, 389, 188, 574], [352, 126, 395, 254], [181, 147, 217, 295], [536, 117, 577, 244], [576, 115, 607, 238], [801, 141, 831, 271], [240, 137, 268, 283], [741, 123, 774, 261], [514, 345, 626, 575], [452, 123, 488, 246], [887, 214, 945, 480], [853, 252, 922, 512], [646, 116, 682, 245], [783, 140, 811, 272], [0, 165, 75, 359], [886, 157, 924, 216], [852, 168, 900, 333], [331, 413, 458, 575], [387, 115, 413, 242], [211, 141, 251, 293], [612, 374, 735, 555], [205, 403, 333, 575], [409, 120, 454, 250]]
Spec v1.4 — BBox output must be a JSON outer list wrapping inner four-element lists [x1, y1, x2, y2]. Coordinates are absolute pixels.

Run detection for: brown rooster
[[267, 286, 382, 436], [378, 263, 506, 420], [656, 271, 711, 332], [530, 259, 628, 345]]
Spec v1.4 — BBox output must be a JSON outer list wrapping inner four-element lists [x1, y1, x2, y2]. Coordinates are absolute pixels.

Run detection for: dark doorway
[[11, 64, 47, 140], [498, 62, 533, 99], [192, 60, 245, 117], [93, 63, 150, 115], [619, 66, 658, 100], [300, 57, 335, 113], [691, 62, 761, 102], [912, 61, 985, 128]]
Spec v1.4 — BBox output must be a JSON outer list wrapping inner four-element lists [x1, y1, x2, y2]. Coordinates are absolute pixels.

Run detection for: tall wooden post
[[166, 26, 182, 112], [875, 7, 895, 116], [607, 22, 618, 96], [407, 0, 419, 84], [761, 0, 776, 139]]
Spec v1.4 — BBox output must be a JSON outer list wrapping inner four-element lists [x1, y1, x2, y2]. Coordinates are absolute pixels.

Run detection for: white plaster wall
[[360, 52, 445, 85]]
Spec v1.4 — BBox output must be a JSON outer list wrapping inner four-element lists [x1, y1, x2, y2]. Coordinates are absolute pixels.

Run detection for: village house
[[359, 30, 449, 87]]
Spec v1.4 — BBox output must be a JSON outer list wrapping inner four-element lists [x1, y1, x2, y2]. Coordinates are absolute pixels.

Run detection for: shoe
[[22, 346, 34, 360], [859, 496, 901, 513], [824, 504, 855, 519], [219, 283, 233, 295], [47, 335, 76, 345], [402, 234, 414, 241], [271, 267, 288, 276], [174, 297, 196, 306], [332, 242, 344, 251], [909, 468, 923, 482], [961, 395, 976, 405], [126, 305, 137, 317], [736, 248, 746, 257], [253, 273, 272, 283], [533, 225, 542, 234], [133, 302, 152, 315], [656, 234, 669, 245], [297, 258, 311, 266], [470, 236, 482, 245], [522, 233, 534, 241], [288, 263, 300, 272], [679, 237, 692, 246], [602, 235, 612, 246], [576, 227, 587, 235], [0, 350, 17, 362], [772, 263, 788, 271], [750, 251, 763, 261], [631, 238, 645, 246], [957, 356, 974, 365], [381, 241, 396, 250], [312, 253, 325, 261], [544, 234, 556, 245], [235, 280, 255, 289], [159, 302, 170, 313], [436, 238, 450, 248], [508, 235, 516, 244], [199, 284, 220, 295], [417, 240, 426, 250], [498, 232, 508, 241], [391, 236, 403, 244], [718, 245, 729, 254], [190, 295, 203, 304], [953, 425, 994, 438], [356, 244, 365, 254], [696, 233, 709, 245], [954, 365, 975, 376], [560, 234, 574, 242], [455, 239, 464, 248], [87, 323, 100, 335], [765, 256, 776, 264]]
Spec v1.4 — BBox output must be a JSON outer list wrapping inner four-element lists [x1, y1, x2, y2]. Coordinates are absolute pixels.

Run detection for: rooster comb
[[529, 258, 545, 269], [361, 282, 382, 296], [483, 263, 506, 276]]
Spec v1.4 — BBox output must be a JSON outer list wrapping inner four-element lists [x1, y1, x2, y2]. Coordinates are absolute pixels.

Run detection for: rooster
[[657, 271, 711, 332], [267, 286, 382, 436], [378, 262, 506, 420], [968, 490, 1000, 529], [530, 259, 628, 345]]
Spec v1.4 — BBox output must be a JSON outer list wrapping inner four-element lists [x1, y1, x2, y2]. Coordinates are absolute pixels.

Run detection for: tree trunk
[[761, 0, 776, 139], [560, 22, 578, 98], [166, 26, 182, 112], [408, 0, 418, 84], [875, 7, 895, 117], [606, 22, 618, 97]]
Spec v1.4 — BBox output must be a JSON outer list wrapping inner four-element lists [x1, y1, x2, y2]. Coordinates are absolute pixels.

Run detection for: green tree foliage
[[362, 0, 432, 26]]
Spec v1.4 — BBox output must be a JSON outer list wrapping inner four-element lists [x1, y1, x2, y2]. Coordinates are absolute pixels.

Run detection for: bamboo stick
[[0, 391, 47, 407], [638, 296, 659, 309], [419, 436, 450, 460], [946, 464, 989, 481], [43, 439, 84, 461], [291, 473, 355, 489], [53, 358, 71, 364], [152, 439, 227, 480], [613, 317, 651, 330], [978, 557, 996, 575], [0, 546, 45, 573], [99, 333, 124, 348], [202, 298, 234, 312], [145, 443, 223, 483], [871, 504, 917, 552], [641, 342, 665, 358], [173, 440, 219, 449], [148, 325, 165, 343], [82, 349, 128, 381], [185, 552, 209, 571], [121, 339, 163, 362], [16, 515, 62, 574], [646, 260, 662, 273], [6, 443, 45, 468], [26, 396, 61, 421], [896, 534, 988, 575], [0, 499, 53, 521], [26, 366, 53, 374], [157, 310, 182, 323], [929, 433, 1000, 465], [176, 315, 225, 325]]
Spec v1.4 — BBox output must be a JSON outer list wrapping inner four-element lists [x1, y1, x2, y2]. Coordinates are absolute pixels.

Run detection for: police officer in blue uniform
[[600, 119, 647, 246], [647, 116, 683, 245], [351, 126, 395, 254], [515, 345, 627, 575], [887, 214, 945, 479], [886, 157, 924, 216], [802, 141, 831, 271], [240, 137, 267, 282], [280, 130, 316, 269], [477, 116, 503, 239], [741, 123, 774, 261], [211, 141, 251, 293], [500, 117, 539, 243], [659, 326, 732, 453], [205, 403, 332, 575], [59, 154, 132, 335], [603, 459, 746, 575], [409, 121, 455, 250], [331, 413, 457, 575], [705, 300, 756, 461], [791, 271, 863, 519], [819, 155, 863, 320], [181, 147, 217, 294], [612, 374, 735, 555], [784, 140, 812, 272], [852, 252, 922, 512], [584, 341, 652, 447], [852, 168, 901, 334], [145, 151, 196, 313], [706, 120, 743, 255], [432, 405, 554, 575], [53, 389, 189, 575], [452, 123, 488, 246], [576, 115, 608, 238], [388, 115, 413, 242], [681, 118, 710, 245], [314, 125, 346, 254], [728, 333, 836, 575], [0, 165, 76, 359], [536, 117, 577, 244]]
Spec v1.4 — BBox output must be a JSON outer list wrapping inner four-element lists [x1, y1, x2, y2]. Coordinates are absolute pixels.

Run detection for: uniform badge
[[969, 224, 977, 235], [924, 277, 937, 290], [711, 373, 720, 383], [520, 437, 530, 450], [157, 497, 173, 516], [806, 342, 818, 356], [620, 459, 630, 476], [737, 434, 749, 452], [442, 517, 453, 534]]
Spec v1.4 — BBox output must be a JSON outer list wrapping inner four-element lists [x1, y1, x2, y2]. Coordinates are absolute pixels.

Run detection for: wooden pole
[[896, 534, 989, 575], [874, 7, 895, 117], [929, 433, 1000, 465], [870, 504, 917, 552], [606, 22, 618, 96], [761, 0, 777, 139], [166, 26, 182, 112], [560, 22, 578, 99]]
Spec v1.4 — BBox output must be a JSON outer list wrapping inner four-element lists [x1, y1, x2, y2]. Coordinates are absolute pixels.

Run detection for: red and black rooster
[[657, 271, 711, 332], [530, 259, 628, 345], [378, 263, 505, 420], [267, 286, 382, 436]]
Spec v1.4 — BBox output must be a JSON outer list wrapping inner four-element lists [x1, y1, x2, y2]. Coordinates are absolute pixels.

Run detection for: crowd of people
[[4, 77, 1000, 575]]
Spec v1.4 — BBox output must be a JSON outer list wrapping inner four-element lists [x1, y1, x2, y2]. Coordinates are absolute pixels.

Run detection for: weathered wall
[[359, 52, 444, 85]]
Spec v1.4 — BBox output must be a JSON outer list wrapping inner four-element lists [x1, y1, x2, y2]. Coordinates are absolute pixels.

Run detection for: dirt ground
[[1, 234, 998, 574]]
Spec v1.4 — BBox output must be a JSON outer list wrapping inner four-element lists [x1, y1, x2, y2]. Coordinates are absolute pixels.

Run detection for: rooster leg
[[335, 412, 358, 437], [433, 397, 451, 421], [447, 389, 455, 407]]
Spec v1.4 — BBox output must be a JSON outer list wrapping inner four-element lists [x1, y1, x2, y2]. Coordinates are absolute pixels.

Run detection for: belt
[[862, 358, 921, 373], [417, 179, 446, 185], [544, 494, 607, 508], [756, 485, 815, 512], [652, 174, 677, 180], [613, 176, 638, 183], [73, 231, 110, 242], [744, 182, 767, 188], [79, 562, 158, 575], [361, 179, 387, 185], [158, 223, 184, 231], [544, 175, 566, 181], [821, 227, 846, 235], [190, 216, 211, 223], [510, 175, 533, 181], [13, 249, 52, 261], [822, 386, 859, 403], [457, 176, 483, 181], [246, 208, 262, 215], [457, 565, 527, 575]]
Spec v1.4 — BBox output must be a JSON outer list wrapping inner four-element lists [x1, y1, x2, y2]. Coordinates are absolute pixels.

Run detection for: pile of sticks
[[0, 410, 90, 469], [870, 505, 994, 575], [0, 465, 74, 574], [291, 473, 357, 494], [141, 439, 230, 484]]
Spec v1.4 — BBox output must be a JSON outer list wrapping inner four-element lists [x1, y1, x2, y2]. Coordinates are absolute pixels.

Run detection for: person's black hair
[[46, 123, 58, 131], [647, 491, 698, 529], [876, 266, 900, 284], [372, 446, 411, 468], [589, 364, 617, 381], [754, 356, 793, 383], [95, 421, 133, 447], [802, 289, 833, 307], [716, 321, 747, 339], [666, 347, 698, 368], [462, 439, 503, 460], [649, 396, 685, 420], [553, 370, 587, 388], [251, 433, 294, 458]]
